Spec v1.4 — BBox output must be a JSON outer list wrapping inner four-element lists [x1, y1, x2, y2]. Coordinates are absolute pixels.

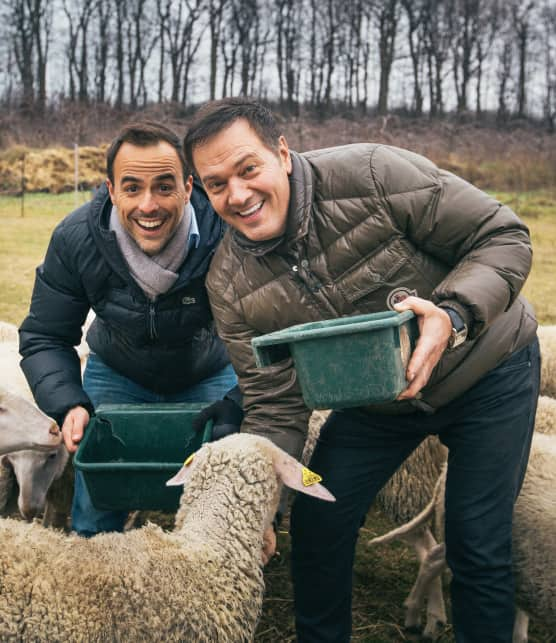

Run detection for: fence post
[[20, 153, 25, 218]]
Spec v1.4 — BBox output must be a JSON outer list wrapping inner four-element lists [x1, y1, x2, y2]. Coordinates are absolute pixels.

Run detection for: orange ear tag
[[184, 453, 195, 467], [302, 467, 322, 487]]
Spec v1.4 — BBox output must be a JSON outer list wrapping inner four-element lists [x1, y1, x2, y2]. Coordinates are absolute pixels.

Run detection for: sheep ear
[[166, 453, 196, 486], [273, 452, 335, 502]]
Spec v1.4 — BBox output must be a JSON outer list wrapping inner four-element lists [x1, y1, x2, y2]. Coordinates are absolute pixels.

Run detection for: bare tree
[[158, 0, 206, 105], [31, 0, 52, 110], [541, 1, 556, 130], [373, 0, 400, 115], [274, 0, 304, 111], [63, 0, 96, 103], [125, 0, 157, 107], [4, 0, 37, 108], [496, 32, 513, 123], [230, 0, 270, 97], [114, 0, 126, 107], [93, 0, 111, 104], [422, 0, 452, 116], [510, 0, 537, 118], [338, 0, 369, 110], [401, 0, 427, 115], [208, 0, 226, 100]]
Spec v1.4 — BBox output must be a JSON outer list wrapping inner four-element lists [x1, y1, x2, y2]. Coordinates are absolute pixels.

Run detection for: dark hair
[[106, 121, 189, 183], [183, 98, 282, 173]]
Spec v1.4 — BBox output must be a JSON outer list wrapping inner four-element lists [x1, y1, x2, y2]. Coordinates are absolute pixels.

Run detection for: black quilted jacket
[[19, 182, 230, 424]]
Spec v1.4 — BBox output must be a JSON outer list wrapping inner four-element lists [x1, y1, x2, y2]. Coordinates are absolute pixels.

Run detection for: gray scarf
[[110, 204, 192, 300]]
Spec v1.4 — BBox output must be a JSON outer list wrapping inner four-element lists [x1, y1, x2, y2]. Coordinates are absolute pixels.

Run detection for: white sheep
[[1, 446, 70, 522], [538, 325, 556, 397], [369, 395, 556, 641], [0, 387, 61, 455], [0, 317, 90, 527], [0, 321, 19, 342], [0, 433, 334, 641]]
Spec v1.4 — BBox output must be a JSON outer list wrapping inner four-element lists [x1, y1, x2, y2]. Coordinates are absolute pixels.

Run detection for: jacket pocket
[[336, 238, 439, 312]]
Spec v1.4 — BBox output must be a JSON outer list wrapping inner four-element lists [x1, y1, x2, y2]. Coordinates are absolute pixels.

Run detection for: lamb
[[369, 395, 556, 641], [0, 432, 334, 642]]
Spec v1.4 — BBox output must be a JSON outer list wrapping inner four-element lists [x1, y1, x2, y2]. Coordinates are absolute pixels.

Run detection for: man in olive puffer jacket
[[184, 98, 539, 643], [19, 122, 243, 536]]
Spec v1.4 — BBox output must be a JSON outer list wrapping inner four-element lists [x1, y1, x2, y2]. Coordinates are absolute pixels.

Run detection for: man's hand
[[261, 525, 277, 566], [61, 406, 90, 453], [394, 296, 452, 400], [192, 398, 244, 441]]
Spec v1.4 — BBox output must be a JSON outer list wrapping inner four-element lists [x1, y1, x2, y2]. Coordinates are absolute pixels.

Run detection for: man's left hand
[[394, 296, 452, 400], [191, 398, 244, 441]]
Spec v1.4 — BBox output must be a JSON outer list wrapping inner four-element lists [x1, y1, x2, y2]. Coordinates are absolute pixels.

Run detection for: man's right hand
[[61, 406, 90, 453]]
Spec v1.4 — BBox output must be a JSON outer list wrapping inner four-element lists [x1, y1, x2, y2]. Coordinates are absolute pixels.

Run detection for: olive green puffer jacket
[[207, 144, 537, 458]]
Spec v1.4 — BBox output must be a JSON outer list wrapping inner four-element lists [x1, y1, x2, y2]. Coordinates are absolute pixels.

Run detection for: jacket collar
[[231, 150, 314, 256]]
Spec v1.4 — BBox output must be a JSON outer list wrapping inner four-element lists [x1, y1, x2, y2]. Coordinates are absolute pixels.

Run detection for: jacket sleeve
[[371, 145, 533, 337], [206, 274, 310, 460], [19, 221, 93, 424]]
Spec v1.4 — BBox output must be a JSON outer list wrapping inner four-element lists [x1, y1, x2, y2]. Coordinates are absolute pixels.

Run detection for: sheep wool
[[538, 325, 556, 397], [0, 433, 333, 642]]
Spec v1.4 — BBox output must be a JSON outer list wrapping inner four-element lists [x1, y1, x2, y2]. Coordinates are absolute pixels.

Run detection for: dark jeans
[[291, 339, 540, 643]]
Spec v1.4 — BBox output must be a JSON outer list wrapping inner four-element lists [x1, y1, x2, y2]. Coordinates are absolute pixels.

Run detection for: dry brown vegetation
[[0, 107, 554, 194]]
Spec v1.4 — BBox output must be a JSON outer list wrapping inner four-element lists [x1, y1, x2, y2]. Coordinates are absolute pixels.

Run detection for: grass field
[[1, 190, 555, 642]]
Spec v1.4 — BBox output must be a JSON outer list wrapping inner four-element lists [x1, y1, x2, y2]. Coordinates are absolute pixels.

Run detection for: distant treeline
[[1, 0, 555, 127]]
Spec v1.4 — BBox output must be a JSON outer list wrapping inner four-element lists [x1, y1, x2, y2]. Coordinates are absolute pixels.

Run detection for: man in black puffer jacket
[[19, 122, 242, 536]]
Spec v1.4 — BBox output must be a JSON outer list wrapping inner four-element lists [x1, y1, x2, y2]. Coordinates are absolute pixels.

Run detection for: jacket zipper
[[290, 257, 338, 317], [149, 302, 158, 340]]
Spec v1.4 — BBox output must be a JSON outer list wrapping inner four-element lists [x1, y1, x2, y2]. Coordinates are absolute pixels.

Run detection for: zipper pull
[[149, 303, 158, 339]]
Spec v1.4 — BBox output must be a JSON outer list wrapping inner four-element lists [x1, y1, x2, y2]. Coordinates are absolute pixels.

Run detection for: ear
[[272, 451, 335, 502], [184, 174, 193, 202], [106, 178, 116, 204], [166, 453, 196, 486], [278, 135, 292, 175]]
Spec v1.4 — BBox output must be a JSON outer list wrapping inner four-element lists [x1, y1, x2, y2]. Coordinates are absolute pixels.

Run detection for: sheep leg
[[420, 543, 448, 640], [123, 510, 141, 531], [512, 608, 529, 643], [403, 539, 447, 639], [397, 527, 437, 632]]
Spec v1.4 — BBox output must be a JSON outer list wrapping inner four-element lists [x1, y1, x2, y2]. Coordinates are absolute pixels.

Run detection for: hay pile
[[0, 145, 106, 194]]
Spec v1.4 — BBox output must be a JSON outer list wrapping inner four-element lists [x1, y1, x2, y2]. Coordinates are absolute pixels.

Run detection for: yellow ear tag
[[301, 467, 322, 487], [183, 453, 195, 467]]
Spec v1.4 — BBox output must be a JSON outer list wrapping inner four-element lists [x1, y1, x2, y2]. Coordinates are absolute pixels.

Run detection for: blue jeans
[[73, 353, 237, 536], [291, 339, 540, 643]]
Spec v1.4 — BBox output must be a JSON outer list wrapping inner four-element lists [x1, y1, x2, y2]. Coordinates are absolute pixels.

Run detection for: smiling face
[[193, 119, 292, 242], [106, 141, 192, 256]]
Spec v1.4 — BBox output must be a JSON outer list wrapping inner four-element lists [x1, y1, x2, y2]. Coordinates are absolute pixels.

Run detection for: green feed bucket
[[74, 403, 212, 512], [251, 311, 418, 409]]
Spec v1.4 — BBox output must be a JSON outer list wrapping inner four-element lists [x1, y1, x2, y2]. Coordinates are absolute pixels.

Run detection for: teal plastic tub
[[251, 311, 418, 409], [74, 403, 212, 512]]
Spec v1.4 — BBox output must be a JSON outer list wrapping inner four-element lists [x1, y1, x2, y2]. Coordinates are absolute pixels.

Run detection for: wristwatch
[[443, 307, 468, 350]]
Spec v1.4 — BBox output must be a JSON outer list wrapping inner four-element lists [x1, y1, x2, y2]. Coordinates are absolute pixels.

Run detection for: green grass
[[1, 190, 555, 642], [0, 192, 89, 324], [491, 190, 556, 325]]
